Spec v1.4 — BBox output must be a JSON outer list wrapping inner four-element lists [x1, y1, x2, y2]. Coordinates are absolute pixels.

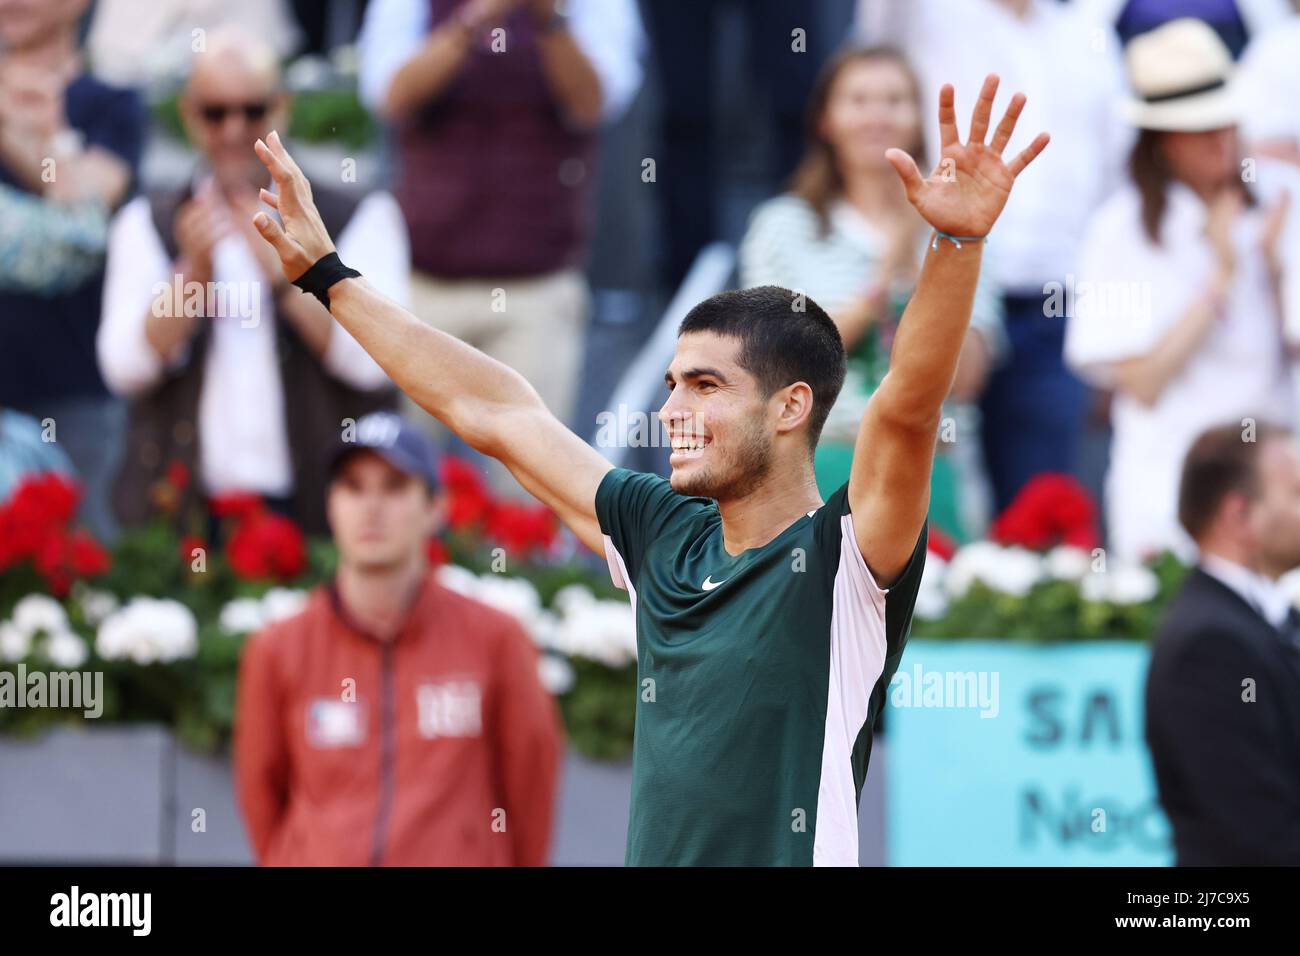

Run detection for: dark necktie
[[1279, 607, 1300, 654]]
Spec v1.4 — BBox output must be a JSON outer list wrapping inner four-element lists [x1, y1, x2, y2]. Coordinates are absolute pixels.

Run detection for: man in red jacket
[[234, 411, 563, 865]]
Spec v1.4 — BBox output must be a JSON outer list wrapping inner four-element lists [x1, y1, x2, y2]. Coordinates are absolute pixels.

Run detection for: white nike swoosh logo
[[701, 575, 727, 591]]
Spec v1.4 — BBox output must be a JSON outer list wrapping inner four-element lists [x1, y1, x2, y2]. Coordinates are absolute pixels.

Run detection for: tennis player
[[250, 75, 1047, 865]]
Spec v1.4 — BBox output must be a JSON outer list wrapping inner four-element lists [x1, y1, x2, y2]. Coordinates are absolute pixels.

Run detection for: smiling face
[[659, 332, 782, 502], [179, 30, 289, 195], [327, 452, 442, 572], [1161, 126, 1239, 196], [819, 55, 924, 177]]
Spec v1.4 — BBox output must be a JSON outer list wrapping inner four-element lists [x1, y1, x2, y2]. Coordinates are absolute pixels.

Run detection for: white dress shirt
[[1200, 553, 1293, 630], [98, 184, 408, 498], [1065, 162, 1300, 561], [357, 0, 645, 124], [860, 0, 1131, 290]]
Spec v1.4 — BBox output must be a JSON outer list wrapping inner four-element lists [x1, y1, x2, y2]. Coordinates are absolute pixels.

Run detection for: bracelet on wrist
[[930, 229, 988, 251]]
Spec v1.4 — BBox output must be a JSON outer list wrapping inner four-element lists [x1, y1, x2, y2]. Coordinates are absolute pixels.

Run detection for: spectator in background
[[739, 46, 1005, 541], [1235, 0, 1300, 168], [235, 412, 563, 866], [0, 0, 144, 542], [1095, 0, 1292, 56], [645, 0, 836, 290], [0, 180, 107, 295], [1145, 422, 1300, 865], [862, 0, 1130, 513], [1066, 18, 1299, 561], [85, 0, 301, 88], [0, 408, 75, 502], [357, 0, 643, 443], [98, 27, 406, 536]]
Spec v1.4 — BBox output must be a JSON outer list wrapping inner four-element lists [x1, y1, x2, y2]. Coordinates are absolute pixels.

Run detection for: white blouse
[[1065, 162, 1300, 560]]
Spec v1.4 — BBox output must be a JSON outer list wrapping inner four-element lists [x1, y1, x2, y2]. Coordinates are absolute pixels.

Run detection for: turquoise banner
[[884, 640, 1173, 866]]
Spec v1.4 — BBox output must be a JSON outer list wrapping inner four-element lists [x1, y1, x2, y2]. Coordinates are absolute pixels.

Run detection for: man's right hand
[[252, 130, 337, 282]]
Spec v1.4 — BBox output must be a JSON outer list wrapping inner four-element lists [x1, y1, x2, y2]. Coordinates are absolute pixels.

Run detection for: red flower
[[0, 472, 83, 573], [209, 491, 265, 521], [485, 501, 557, 557], [69, 530, 111, 577], [926, 525, 958, 561], [6, 472, 79, 534], [179, 534, 207, 567], [425, 537, 449, 566], [165, 460, 191, 493], [440, 457, 492, 530], [226, 511, 306, 581], [32, 528, 110, 596], [991, 473, 1100, 552]]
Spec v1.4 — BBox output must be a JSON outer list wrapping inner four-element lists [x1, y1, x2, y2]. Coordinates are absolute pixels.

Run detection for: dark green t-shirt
[[595, 468, 927, 866]]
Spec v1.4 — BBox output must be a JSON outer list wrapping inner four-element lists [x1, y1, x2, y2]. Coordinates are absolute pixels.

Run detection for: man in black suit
[[1146, 421, 1300, 865]]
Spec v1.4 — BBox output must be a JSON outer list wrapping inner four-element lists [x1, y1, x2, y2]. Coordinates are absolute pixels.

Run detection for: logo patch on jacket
[[306, 698, 367, 748], [416, 680, 482, 739]]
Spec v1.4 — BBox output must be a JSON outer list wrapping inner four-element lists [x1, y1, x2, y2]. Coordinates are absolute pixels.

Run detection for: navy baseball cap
[[328, 412, 440, 489]]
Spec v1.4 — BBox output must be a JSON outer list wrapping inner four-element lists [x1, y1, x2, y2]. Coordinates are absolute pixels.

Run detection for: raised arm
[[850, 76, 1048, 585], [250, 131, 612, 552]]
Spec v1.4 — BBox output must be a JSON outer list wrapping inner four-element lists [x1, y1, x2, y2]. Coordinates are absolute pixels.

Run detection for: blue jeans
[[13, 393, 127, 544], [978, 291, 1088, 514]]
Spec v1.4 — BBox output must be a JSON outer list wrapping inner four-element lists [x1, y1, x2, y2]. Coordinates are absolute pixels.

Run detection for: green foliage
[[559, 659, 637, 761]]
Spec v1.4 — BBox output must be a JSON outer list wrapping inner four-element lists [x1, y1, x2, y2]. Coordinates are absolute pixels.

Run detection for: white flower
[[550, 584, 637, 668], [1078, 563, 1160, 605], [12, 594, 69, 637], [0, 621, 31, 662], [436, 566, 545, 637], [261, 588, 308, 624], [914, 554, 949, 620], [74, 585, 120, 627], [1106, 563, 1160, 605], [1079, 570, 1110, 603], [96, 597, 198, 664], [435, 564, 481, 597], [219, 598, 265, 635], [537, 655, 575, 695], [1045, 546, 1092, 581], [945, 542, 1042, 598], [43, 630, 89, 669]]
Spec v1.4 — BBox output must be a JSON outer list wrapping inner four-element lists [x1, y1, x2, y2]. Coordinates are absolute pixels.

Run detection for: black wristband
[[292, 252, 361, 310]]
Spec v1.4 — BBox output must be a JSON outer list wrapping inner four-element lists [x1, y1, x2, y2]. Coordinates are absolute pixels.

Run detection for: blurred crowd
[[2, 0, 1300, 558]]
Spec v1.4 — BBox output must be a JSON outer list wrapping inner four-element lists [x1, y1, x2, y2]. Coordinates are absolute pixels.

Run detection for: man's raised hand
[[885, 74, 1049, 240], [251, 130, 337, 282]]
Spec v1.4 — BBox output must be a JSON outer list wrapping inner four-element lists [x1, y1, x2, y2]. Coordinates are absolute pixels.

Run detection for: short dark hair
[[1178, 420, 1290, 540], [677, 286, 847, 450]]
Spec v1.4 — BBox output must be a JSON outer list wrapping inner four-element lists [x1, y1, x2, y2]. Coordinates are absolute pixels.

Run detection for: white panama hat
[[1121, 17, 1240, 132]]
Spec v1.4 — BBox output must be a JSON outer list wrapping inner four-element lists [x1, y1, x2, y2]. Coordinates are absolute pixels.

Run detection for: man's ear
[[774, 381, 815, 437]]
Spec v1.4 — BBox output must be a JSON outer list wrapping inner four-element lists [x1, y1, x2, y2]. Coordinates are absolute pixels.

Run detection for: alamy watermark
[[151, 274, 261, 328], [889, 664, 1000, 718], [0, 664, 103, 718]]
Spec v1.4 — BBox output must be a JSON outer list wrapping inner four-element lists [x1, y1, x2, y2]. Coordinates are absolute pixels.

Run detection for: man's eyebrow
[[665, 367, 728, 384]]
